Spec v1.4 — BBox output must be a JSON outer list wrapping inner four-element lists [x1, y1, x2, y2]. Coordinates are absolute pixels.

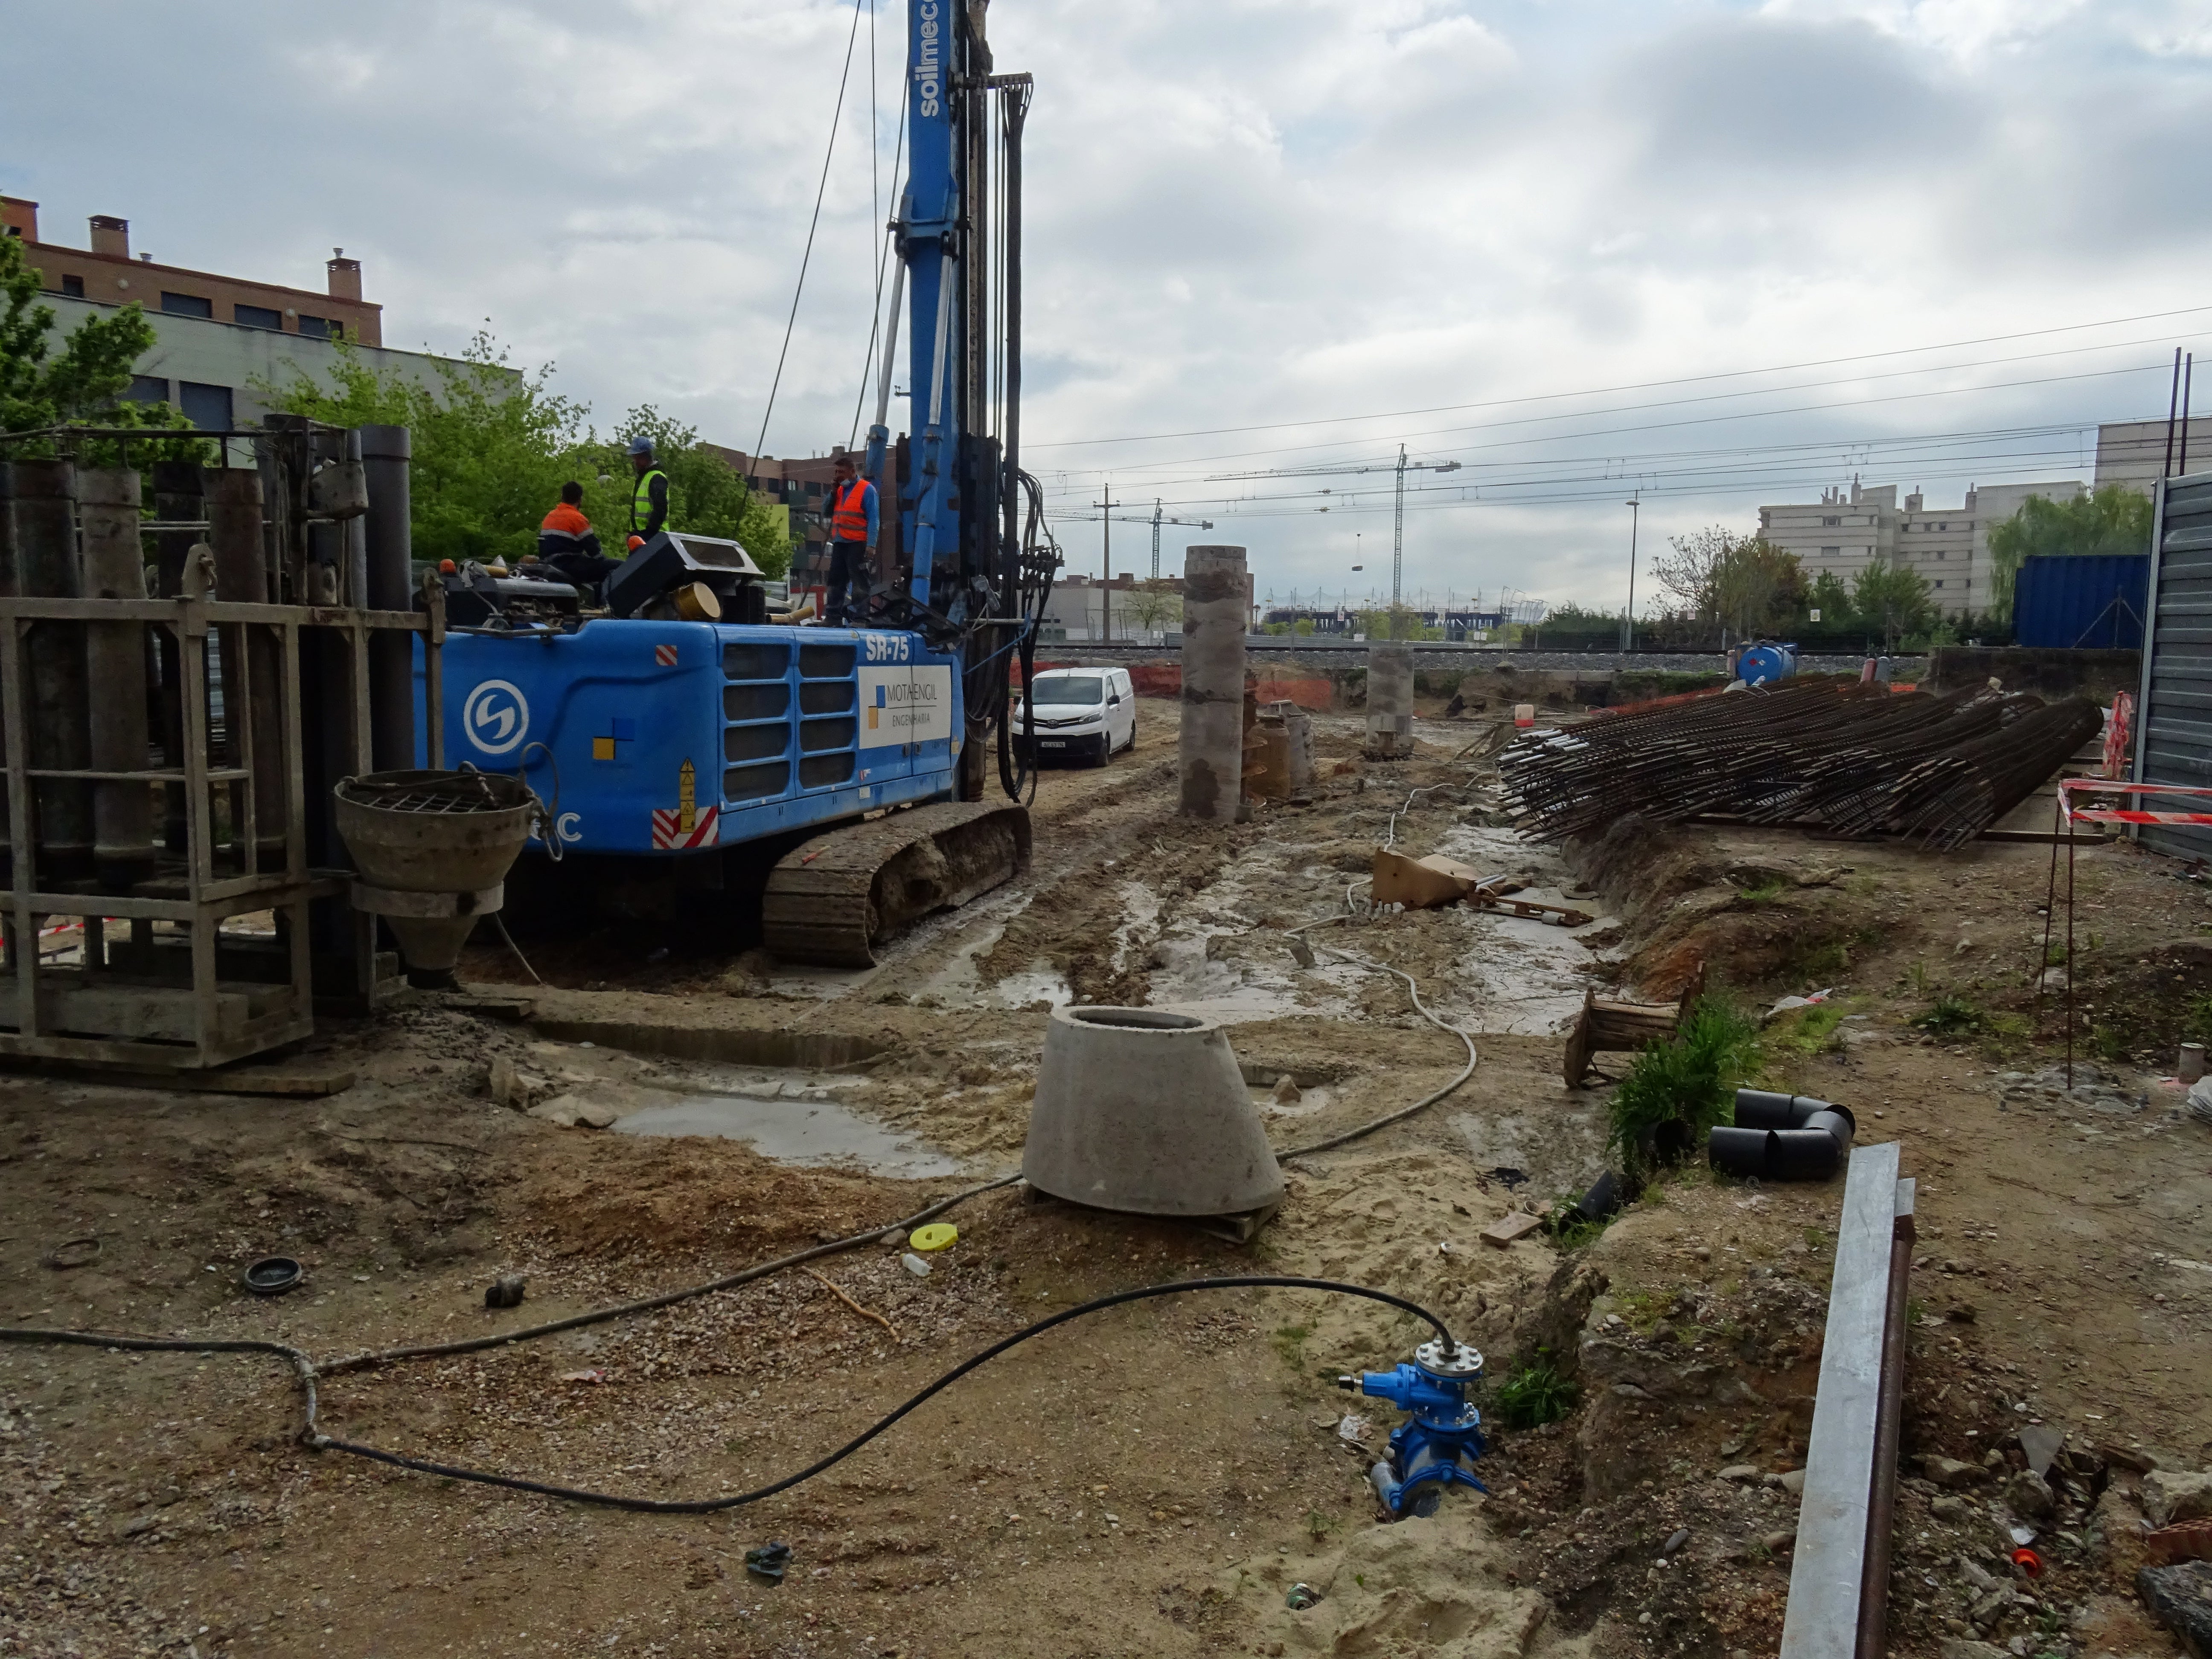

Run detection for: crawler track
[[761, 800, 1033, 966]]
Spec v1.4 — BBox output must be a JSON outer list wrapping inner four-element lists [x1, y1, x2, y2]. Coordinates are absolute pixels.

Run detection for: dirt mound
[[501, 1130, 933, 1259]]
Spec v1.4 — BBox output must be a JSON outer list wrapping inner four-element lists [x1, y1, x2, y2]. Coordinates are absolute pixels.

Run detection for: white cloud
[[5, 0, 2208, 610]]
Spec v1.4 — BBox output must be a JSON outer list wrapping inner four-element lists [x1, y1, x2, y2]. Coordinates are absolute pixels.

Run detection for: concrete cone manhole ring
[[1063, 1007, 1205, 1031], [1023, 1003, 1284, 1220]]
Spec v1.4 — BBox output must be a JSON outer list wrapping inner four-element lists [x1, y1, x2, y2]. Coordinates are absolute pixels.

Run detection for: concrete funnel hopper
[[333, 770, 538, 985], [1023, 1004, 1284, 1224]]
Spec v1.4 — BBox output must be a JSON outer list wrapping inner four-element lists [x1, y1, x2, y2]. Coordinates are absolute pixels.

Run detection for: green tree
[[583, 405, 791, 578], [257, 332, 586, 565], [1651, 525, 1802, 639], [1806, 569, 1854, 626], [1984, 486, 2154, 617], [257, 337, 792, 577], [1120, 577, 1181, 637], [0, 231, 204, 462], [1851, 559, 1935, 652], [1710, 537, 1804, 638]]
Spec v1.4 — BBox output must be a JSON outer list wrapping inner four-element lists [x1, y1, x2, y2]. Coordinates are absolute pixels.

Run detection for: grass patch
[[1767, 999, 1850, 1059], [2089, 1024, 2128, 1062], [2184, 993, 2212, 1046], [1736, 877, 1788, 906], [1272, 1323, 1312, 1371], [1545, 1206, 1612, 1251], [1912, 992, 1985, 1036], [1490, 1350, 1580, 1430], [1607, 994, 1762, 1179]]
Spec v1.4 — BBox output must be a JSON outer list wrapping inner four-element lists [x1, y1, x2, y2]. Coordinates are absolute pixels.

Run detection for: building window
[[297, 314, 332, 340], [1822, 515, 1841, 527], [160, 291, 213, 319], [126, 375, 170, 404], [178, 381, 233, 431], [1936, 550, 1946, 559], [1820, 546, 1840, 556], [235, 303, 282, 330], [1933, 579, 1945, 589], [61, 274, 84, 297]]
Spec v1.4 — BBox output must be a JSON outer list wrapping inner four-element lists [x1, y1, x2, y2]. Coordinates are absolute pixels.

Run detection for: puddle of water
[[612, 1089, 963, 1179], [1109, 882, 1163, 975], [1426, 824, 1618, 1036]]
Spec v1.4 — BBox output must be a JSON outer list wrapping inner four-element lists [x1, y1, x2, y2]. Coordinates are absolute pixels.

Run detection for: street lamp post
[[1621, 496, 1641, 653]]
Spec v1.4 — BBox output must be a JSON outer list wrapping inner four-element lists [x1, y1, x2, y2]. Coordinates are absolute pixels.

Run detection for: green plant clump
[[1490, 1351, 1580, 1430], [1607, 995, 1762, 1177], [1913, 993, 1984, 1036]]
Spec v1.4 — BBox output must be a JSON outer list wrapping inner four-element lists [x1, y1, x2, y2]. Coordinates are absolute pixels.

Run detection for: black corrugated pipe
[[1709, 1089, 1856, 1179]]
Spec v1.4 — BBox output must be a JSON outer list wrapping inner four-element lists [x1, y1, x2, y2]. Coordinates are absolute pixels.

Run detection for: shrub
[[1490, 1351, 1580, 1429], [1607, 995, 1761, 1177]]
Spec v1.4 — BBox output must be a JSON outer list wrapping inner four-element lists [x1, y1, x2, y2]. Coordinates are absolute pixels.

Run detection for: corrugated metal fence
[[2137, 472, 2212, 859], [2013, 554, 2148, 649]]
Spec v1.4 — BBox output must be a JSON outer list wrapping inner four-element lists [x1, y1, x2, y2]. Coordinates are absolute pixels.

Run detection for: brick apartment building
[[3, 196, 380, 346], [2, 194, 471, 436]]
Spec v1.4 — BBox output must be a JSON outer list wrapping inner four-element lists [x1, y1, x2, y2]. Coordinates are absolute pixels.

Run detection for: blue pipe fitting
[[1339, 1338, 1488, 1519]]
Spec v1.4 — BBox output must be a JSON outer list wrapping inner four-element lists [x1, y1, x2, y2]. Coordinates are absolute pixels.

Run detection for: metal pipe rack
[[0, 421, 445, 1072], [0, 595, 445, 1069]]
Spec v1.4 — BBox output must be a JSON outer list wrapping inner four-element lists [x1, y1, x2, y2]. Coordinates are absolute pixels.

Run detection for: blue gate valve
[[1339, 1338, 1488, 1519]]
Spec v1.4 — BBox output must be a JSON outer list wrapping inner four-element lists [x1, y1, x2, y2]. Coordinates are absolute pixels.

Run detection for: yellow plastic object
[[908, 1223, 958, 1252]]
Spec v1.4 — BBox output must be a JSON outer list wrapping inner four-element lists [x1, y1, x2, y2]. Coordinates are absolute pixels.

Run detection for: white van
[[1013, 668, 1137, 767]]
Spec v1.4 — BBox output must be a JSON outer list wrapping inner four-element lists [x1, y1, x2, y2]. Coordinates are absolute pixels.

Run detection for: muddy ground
[[3, 689, 2209, 1659]]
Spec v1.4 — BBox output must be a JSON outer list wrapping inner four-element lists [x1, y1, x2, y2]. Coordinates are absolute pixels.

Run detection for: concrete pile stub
[[1366, 641, 1413, 756], [1179, 544, 1248, 820]]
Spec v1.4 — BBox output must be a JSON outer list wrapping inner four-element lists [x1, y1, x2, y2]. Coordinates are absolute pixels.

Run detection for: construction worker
[[628, 435, 670, 546], [536, 480, 621, 594], [823, 451, 878, 625]]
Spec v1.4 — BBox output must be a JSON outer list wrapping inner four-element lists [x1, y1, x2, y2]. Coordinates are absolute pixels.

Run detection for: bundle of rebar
[[1501, 677, 2101, 849]]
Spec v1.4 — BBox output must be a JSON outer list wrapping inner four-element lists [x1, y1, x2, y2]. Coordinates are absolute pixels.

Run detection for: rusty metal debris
[[1501, 678, 2101, 850], [1369, 849, 1593, 924]]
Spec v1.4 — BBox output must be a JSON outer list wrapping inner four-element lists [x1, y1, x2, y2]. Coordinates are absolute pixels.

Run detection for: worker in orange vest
[[536, 480, 620, 595], [823, 451, 877, 626]]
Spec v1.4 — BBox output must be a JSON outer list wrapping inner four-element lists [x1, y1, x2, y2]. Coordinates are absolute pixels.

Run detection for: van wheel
[[1093, 733, 1112, 767]]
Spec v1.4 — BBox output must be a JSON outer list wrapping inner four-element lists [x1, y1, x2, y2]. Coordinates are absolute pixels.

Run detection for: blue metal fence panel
[[2012, 554, 2149, 649]]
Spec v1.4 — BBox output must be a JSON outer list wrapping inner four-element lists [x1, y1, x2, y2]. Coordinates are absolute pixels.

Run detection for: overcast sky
[[7, 0, 2211, 610]]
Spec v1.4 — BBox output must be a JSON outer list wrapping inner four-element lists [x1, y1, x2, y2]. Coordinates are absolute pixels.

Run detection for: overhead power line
[[1023, 302, 2212, 452]]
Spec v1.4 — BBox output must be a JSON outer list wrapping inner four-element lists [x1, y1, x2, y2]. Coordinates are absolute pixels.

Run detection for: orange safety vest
[[829, 476, 871, 542]]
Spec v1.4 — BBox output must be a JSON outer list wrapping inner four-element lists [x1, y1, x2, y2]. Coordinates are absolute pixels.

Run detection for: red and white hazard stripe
[[654, 643, 679, 667], [2059, 777, 2212, 827], [650, 805, 719, 850]]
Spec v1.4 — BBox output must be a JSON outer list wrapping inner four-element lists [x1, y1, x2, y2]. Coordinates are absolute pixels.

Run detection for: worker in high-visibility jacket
[[823, 451, 878, 626], [536, 480, 622, 594], [627, 435, 670, 547]]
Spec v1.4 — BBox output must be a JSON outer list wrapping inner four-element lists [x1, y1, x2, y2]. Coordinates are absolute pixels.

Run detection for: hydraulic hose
[[2, 1272, 1449, 1517], [312, 1276, 1449, 1514], [320, 1173, 1021, 1377], [5, 917, 1485, 1516], [1276, 915, 1480, 1161]]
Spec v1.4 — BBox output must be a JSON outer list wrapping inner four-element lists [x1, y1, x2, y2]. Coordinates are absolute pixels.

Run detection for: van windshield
[[1030, 676, 1104, 706]]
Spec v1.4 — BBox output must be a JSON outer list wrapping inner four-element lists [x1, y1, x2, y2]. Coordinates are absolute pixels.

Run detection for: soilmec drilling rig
[[421, 0, 1055, 965]]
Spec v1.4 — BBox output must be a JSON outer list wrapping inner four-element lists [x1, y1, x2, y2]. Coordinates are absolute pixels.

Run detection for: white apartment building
[[2093, 417, 2212, 494], [1759, 477, 2082, 617]]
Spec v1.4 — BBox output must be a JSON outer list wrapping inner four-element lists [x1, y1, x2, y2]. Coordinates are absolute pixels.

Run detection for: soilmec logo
[[915, 1, 942, 116], [462, 679, 529, 756]]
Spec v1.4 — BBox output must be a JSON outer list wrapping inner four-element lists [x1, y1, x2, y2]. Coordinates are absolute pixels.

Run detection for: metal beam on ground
[[1780, 1141, 1905, 1659]]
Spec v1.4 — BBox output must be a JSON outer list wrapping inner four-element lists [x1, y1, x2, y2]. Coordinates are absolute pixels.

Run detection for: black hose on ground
[[3, 1273, 1447, 1517], [314, 1276, 1449, 1514]]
